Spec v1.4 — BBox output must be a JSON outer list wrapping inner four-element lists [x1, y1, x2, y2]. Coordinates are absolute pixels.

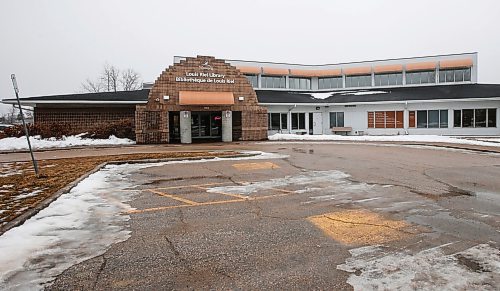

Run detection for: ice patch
[[338, 243, 500, 290], [207, 170, 350, 195]]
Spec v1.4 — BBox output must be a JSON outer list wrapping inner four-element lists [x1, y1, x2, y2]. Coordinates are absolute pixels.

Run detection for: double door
[[191, 112, 222, 139]]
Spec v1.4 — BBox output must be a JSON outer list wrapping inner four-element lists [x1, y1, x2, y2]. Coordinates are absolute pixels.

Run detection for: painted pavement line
[[128, 186, 299, 214], [146, 189, 200, 205]]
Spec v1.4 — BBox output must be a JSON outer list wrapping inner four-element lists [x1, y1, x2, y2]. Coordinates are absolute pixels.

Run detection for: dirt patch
[[308, 209, 418, 246], [0, 151, 238, 228]]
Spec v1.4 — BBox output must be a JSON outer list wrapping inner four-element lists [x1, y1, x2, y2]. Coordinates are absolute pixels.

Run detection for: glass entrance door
[[191, 112, 222, 139]]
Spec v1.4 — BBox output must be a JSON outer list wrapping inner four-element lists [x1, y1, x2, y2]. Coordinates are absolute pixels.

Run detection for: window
[[245, 75, 258, 87], [345, 75, 372, 88], [439, 68, 471, 83], [406, 70, 436, 85], [374, 73, 403, 86], [409, 110, 448, 128], [453, 109, 497, 128], [417, 111, 427, 128], [488, 108, 497, 127], [329, 112, 344, 127], [454, 110, 461, 127], [291, 113, 306, 130], [289, 77, 311, 90], [268, 113, 288, 130], [261, 75, 286, 88], [367, 111, 404, 128], [319, 77, 343, 89], [440, 110, 448, 128], [462, 109, 474, 127]]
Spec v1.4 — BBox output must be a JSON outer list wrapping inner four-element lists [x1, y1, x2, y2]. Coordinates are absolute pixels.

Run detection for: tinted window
[[454, 110, 461, 127], [488, 109, 496, 127], [417, 111, 427, 128], [475, 109, 487, 127], [462, 109, 474, 127], [440, 110, 448, 128], [428, 110, 439, 128]]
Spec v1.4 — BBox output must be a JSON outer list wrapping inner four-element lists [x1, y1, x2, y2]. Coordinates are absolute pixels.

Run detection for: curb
[[0, 152, 255, 236]]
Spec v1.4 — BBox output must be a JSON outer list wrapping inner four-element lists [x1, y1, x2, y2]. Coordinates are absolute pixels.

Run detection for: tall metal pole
[[11, 74, 40, 177]]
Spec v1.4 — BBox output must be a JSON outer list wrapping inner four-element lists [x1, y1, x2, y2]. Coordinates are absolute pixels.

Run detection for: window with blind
[[367, 111, 404, 128]]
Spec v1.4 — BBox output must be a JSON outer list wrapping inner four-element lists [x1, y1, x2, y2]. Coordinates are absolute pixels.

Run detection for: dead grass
[[0, 151, 238, 228]]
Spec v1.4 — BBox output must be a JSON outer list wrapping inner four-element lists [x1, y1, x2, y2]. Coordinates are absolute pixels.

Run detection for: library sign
[[175, 71, 235, 85]]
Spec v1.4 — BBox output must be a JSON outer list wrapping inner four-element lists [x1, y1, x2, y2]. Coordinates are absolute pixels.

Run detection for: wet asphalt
[[47, 142, 500, 290]]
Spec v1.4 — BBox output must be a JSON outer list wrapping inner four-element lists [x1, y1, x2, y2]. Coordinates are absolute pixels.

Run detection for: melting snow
[[0, 134, 134, 151], [268, 133, 500, 147], [338, 243, 500, 290], [0, 151, 286, 290]]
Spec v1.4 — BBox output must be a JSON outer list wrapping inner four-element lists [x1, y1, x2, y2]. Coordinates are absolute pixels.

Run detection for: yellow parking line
[[129, 188, 299, 214], [147, 189, 200, 205]]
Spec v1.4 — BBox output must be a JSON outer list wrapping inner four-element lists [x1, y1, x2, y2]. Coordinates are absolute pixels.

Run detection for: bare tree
[[81, 64, 142, 93], [81, 78, 104, 93], [101, 64, 120, 92], [120, 68, 142, 91]]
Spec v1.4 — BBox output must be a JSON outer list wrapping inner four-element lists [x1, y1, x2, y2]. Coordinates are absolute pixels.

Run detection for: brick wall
[[35, 107, 135, 133], [136, 55, 268, 144]]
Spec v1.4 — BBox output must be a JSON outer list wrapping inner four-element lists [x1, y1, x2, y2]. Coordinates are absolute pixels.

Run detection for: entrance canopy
[[179, 91, 235, 105]]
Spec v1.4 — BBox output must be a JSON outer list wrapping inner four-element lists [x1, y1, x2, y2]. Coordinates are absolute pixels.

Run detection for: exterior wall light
[[163, 95, 170, 100], [238, 96, 245, 101]]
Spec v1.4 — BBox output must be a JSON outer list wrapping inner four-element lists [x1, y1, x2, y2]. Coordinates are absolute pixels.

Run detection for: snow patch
[[341, 90, 387, 96], [0, 134, 134, 151], [338, 243, 500, 290], [310, 92, 334, 99], [268, 133, 500, 147]]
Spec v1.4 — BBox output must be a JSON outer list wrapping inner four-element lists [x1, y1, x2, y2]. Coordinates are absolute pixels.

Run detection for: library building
[[3, 52, 500, 143]]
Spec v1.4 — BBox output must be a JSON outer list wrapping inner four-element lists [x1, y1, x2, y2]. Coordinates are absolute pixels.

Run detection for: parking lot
[[3, 142, 500, 290]]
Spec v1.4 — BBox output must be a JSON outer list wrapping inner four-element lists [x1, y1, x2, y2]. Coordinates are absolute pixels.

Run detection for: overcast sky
[[1, 0, 499, 113]]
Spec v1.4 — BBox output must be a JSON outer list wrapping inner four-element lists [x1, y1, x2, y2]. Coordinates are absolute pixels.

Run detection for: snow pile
[[0, 134, 134, 151], [268, 133, 500, 147], [0, 163, 141, 290]]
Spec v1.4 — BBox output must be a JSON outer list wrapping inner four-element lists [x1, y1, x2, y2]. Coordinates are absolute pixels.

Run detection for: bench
[[331, 127, 352, 135]]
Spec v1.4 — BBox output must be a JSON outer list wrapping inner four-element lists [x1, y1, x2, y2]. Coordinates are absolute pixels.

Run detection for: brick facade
[[35, 107, 135, 132], [136, 55, 268, 144]]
